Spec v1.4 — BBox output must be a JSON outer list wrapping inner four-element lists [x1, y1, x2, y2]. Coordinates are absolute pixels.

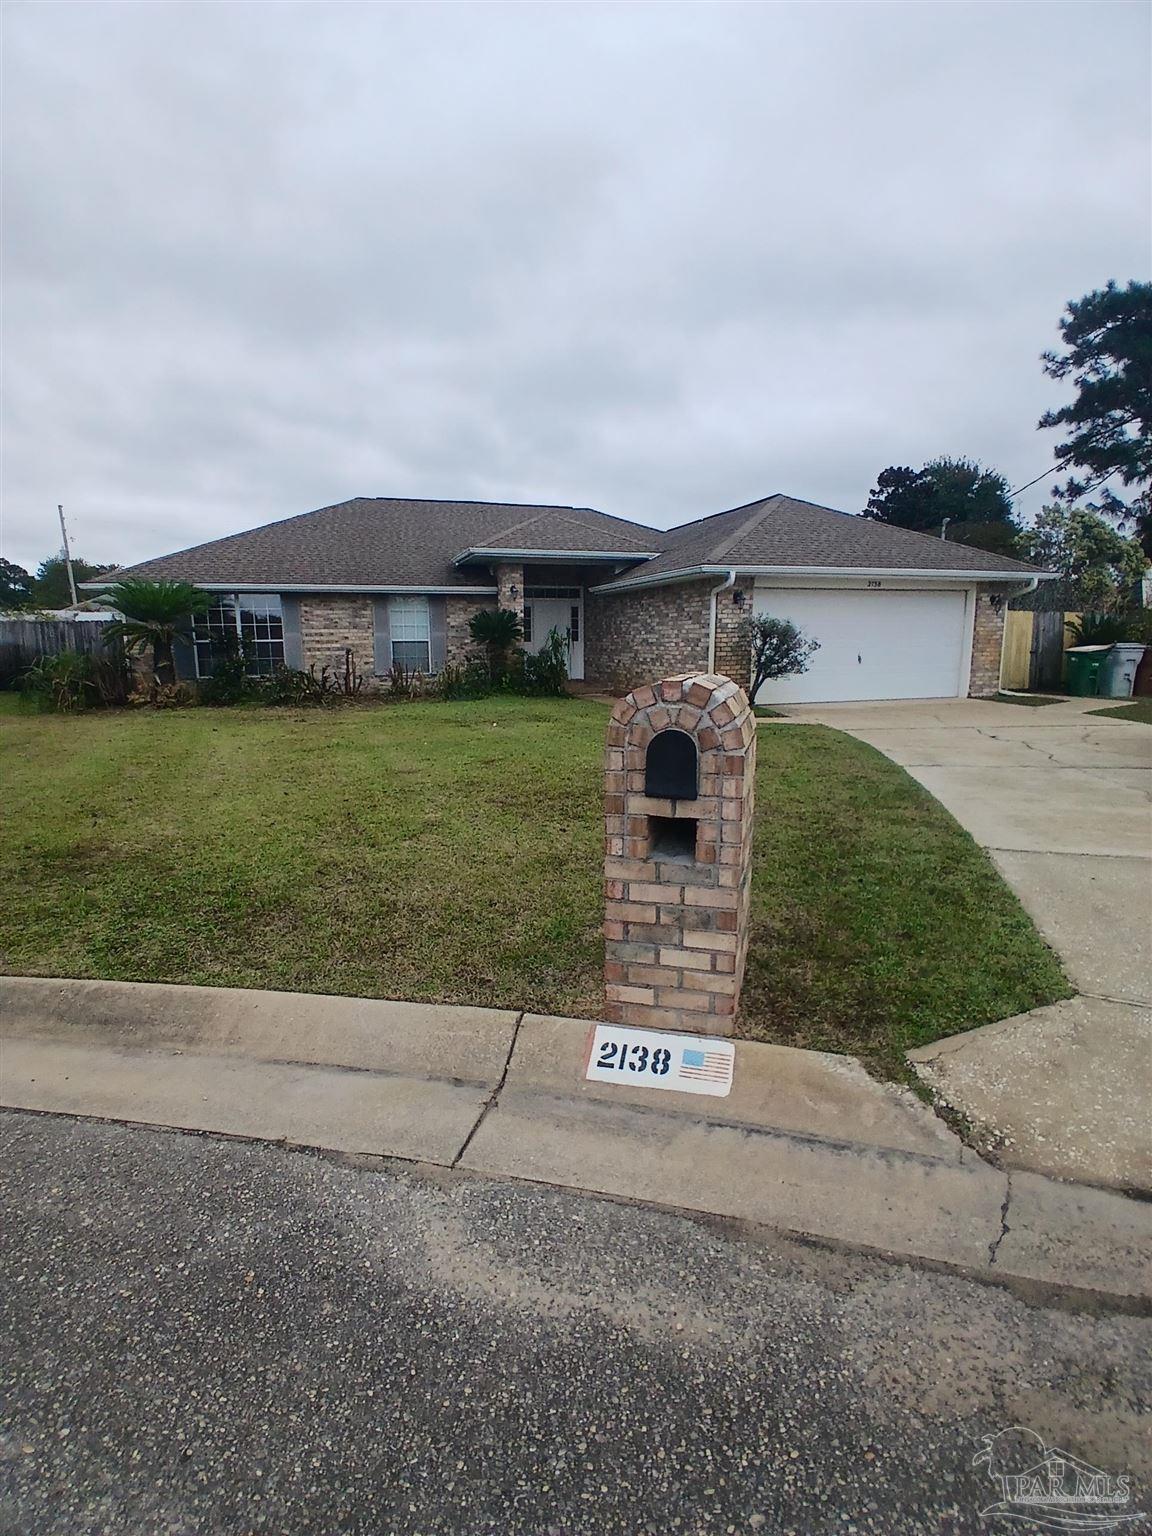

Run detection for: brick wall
[[968, 585, 1007, 696], [713, 584, 754, 689], [299, 596, 380, 691], [585, 579, 713, 692], [445, 595, 490, 666]]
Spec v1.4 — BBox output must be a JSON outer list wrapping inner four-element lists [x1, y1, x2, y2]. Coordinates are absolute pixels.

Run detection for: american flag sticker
[[678, 1047, 733, 1085]]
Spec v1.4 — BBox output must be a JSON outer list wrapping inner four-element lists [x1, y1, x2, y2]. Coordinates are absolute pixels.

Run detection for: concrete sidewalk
[[3, 975, 1149, 1304], [778, 696, 1152, 1191]]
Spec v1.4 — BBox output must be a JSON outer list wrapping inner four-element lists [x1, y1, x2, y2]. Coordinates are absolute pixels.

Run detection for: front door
[[523, 591, 584, 680]]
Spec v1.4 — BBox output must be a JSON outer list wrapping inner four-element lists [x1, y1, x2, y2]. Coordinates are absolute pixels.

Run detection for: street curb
[[2, 976, 1149, 1304]]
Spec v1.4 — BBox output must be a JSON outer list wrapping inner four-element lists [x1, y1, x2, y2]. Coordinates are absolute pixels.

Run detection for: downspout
[[708, 569, 737, 675], [997, 576, 1040, 693]]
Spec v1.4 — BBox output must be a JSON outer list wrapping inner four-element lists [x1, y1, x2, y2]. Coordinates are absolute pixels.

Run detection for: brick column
[[603, 672, 756, 1037], [969, 586, 1008, 696], [493, 563, 525, 626]]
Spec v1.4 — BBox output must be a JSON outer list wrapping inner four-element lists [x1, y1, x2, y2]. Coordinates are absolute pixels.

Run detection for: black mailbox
[[645, 729, 698, 801]]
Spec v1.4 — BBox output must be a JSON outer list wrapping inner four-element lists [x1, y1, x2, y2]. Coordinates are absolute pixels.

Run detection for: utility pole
[[57, 504, 79, 606]]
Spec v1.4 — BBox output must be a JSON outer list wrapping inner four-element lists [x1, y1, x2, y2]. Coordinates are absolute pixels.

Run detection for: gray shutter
[[373, 598, 391, 675], [281, 596, 304, 670], [172, 621, 196, 681], [429, 597, 446, 674]]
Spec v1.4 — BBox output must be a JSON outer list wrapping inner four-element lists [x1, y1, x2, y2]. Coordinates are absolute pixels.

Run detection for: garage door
[[751, 586, 970, 704]]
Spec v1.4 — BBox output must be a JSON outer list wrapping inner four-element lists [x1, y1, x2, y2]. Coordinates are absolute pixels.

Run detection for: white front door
[[751, 585, 970, 703], [524, 593, 584, 680]]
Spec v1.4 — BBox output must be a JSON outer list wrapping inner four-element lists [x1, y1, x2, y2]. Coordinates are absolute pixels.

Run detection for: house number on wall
[[866, 580, 882, 588]]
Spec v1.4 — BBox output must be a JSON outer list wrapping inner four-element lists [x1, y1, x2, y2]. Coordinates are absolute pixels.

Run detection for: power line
[[1008, 468, 1057, 499]]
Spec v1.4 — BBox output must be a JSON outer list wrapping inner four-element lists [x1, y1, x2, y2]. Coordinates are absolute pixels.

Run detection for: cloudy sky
[[2, 1, 1148, 573]]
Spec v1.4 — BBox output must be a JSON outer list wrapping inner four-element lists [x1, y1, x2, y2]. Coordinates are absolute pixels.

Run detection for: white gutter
[[80, 582, 501, 597], [707, 570, 737, 674], [590, 563, 1058, 594], [997, 576, 1041, 692]]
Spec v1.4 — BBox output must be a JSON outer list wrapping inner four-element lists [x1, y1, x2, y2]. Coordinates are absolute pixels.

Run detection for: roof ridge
[[707, 498, 779, 564], [478, 508, 659, 550], [358, 495, 603, 513], [660, 492, 786, 545]]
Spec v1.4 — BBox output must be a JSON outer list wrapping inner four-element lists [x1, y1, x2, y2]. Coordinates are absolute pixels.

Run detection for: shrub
[[20, 651, 133, 712], [436, 658, 494, 700], [521, 628, 569, 695], [386, 661, 425, 700], [738, 614, 820, 700], [1066, 613, 1133, 647]]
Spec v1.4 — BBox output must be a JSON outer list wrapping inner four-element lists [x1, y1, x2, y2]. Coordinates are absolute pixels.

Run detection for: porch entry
[[523, 586, 584, 680]]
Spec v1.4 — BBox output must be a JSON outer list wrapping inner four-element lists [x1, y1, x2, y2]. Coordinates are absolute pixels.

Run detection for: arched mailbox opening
[[644, 729, 698, 800]]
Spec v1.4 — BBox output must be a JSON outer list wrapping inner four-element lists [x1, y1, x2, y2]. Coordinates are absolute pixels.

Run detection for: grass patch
[[986, 692, 1062, 707], [1086, 699, 1152, 724], [754, 706, 786, 718], [0, 694, 1069, 1077]]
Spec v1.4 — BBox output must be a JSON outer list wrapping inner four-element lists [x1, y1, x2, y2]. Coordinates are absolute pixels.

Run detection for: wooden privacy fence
[[0, 618, 119, 686], [1001, 610, 1080, 692]]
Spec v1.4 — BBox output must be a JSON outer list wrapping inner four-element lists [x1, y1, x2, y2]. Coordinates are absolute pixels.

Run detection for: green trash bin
[[1065, 645, 1112, 697]]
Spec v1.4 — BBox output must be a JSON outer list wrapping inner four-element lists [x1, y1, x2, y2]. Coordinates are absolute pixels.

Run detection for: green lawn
[[1086, 699, 1152, 724], [0, 695, 1069, 1076]]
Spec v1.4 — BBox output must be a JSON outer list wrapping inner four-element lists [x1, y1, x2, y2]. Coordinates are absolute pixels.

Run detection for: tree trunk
[[153, 636, 175, 688]]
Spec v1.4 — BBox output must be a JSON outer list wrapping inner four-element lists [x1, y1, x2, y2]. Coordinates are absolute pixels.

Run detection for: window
[[522, 605, 533, 644], [569, 604, 580, 644], [524, 585, 580, 599], [193, 594, 284, 677], [389, 595, 431, 672]]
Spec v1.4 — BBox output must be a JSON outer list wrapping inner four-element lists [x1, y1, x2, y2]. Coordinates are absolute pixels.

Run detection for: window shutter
[[281, 596, 304, 670], [429, 597, 446, 674], [172, 622, 196, 682], [373, 599, 391, 675]]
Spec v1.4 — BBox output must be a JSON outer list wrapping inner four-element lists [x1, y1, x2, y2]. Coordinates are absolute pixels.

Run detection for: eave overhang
[[589, 563, 1056, 594]]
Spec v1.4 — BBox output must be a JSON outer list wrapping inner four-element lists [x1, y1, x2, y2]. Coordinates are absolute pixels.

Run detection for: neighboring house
[[83, 493, 1052, 702]]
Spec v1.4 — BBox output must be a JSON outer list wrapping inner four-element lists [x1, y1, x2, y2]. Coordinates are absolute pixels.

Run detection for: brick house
[[87, 493, 1050, 702]]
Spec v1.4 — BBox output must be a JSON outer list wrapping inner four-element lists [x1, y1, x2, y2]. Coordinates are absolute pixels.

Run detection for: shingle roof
[[89, 490, 1045, 591], [594, 494, 1044, 588], [95, 497, 661, 588]]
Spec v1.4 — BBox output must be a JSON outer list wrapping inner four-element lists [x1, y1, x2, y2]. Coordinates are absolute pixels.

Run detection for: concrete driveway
[[777, 696, 1152, 1190]]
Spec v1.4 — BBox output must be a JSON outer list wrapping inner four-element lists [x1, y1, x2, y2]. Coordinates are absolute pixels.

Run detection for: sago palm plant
[[102, 579, 210, 690], [468, 606, 523, 681]]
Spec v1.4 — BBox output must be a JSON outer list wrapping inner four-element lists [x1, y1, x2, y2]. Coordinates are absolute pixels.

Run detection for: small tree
[[468, 606, 523, 682], [1019, 505, 1146, 612], [102, 579, 210, 693], [740, 614, 820, 701]]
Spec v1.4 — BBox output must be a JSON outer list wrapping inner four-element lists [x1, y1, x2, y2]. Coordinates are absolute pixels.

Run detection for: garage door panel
[[751, 588, 969, 703]]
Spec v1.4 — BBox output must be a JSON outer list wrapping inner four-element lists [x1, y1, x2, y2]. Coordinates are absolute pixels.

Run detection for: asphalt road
[[1, 1112, 1149, 1536]]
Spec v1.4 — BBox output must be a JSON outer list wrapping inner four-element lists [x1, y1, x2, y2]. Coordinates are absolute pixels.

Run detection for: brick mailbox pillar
[[603, 673, 757, 1035]]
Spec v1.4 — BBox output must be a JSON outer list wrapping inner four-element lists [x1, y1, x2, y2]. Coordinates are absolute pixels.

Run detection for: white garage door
[[751, 586, 970, 704]]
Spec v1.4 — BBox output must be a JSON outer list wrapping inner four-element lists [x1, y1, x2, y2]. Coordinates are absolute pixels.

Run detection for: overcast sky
[[2, 1, 1149, 573]]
